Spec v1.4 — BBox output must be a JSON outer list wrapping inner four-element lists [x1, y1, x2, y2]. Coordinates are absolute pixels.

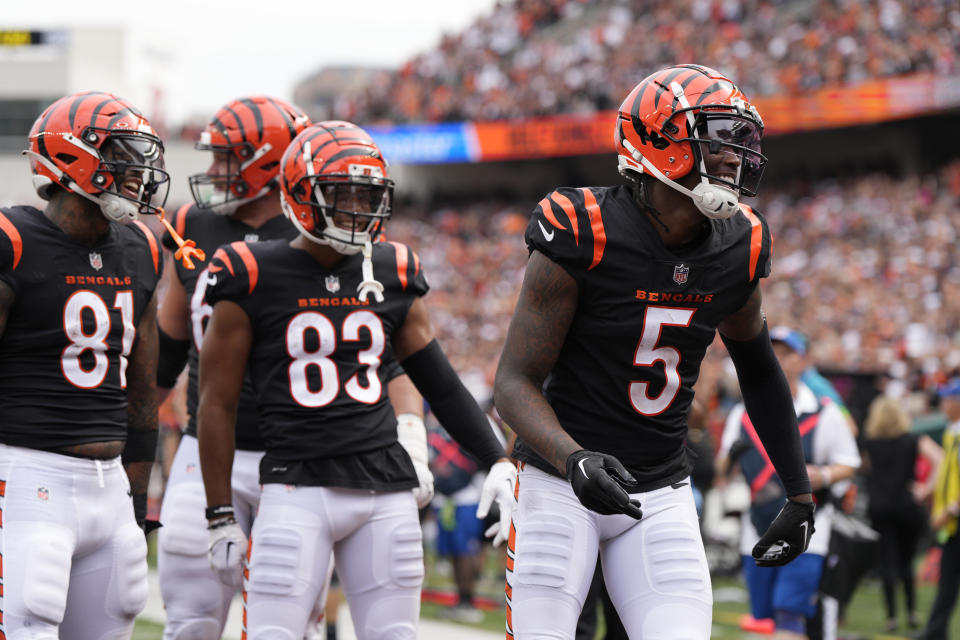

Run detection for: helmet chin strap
[[620, 137, 740, 220]]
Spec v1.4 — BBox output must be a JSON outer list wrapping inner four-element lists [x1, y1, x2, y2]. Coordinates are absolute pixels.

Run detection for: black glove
[[565, 450, 642, 519], [752, 499, 815, 566]]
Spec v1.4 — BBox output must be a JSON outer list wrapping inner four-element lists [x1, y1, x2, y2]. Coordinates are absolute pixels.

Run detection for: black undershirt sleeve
[[157, 327, 190, 389], [721, 323, 812, 496], [400, 340, 505, 469]]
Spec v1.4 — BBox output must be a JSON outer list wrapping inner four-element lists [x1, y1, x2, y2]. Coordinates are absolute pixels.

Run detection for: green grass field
[[135, 544, 960, 640], [133, 576, 959, 639]]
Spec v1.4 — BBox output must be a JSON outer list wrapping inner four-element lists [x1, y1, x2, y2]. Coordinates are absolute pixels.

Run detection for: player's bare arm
[[0, 279, 14, 339], [388, 374, 423, 416], [716, 285, 765, 340], [121, 290, 161, 530], [494, 250, 581, 474], [197, 299, 252, 509]]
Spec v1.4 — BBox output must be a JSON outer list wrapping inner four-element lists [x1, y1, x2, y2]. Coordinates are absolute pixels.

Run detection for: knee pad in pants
[[159, 481, 208, 556], [168, 618, 222, 640], [21, 526, 73, 624], [108, 522, 149, 617]]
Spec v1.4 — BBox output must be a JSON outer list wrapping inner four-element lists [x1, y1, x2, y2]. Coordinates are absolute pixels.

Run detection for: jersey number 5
[[62, 290, 136, 389], [287, 310, 385, 407], [629, 306, 695, 416]]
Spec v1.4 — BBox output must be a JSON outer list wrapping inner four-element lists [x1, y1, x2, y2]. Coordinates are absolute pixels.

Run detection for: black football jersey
[[511, 185, 772, 490], [0, 206, 163, 448], [162, 204, 296, 450], [204, 239, 428, 490]]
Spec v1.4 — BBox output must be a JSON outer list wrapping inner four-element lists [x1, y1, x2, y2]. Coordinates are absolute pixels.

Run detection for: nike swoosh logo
[[226, 541, 234, 558], [578, 458, 590, 479], [799, 521, 809, 546], [537, 220, 555, 241], [670, 481, 689, 489]]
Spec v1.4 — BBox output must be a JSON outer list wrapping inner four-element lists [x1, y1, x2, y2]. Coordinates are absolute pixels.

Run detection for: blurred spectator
[[861, 395, 943, 632], [302, 0, 960, 126], [717, 328, 860, 639], [917, 379, 960, 640], [428, 423, 489, 624]]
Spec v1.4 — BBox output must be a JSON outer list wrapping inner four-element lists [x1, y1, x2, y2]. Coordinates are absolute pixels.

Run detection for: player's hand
[[477, 460, 517, 547], [752, 499, 815, 566], [396, 413, 435, 508], [565, 450, 642, 519], [208, 517, 247, 589], [411, 459, 435, 508]]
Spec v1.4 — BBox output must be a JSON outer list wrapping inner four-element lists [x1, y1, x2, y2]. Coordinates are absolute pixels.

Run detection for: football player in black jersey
[[0, 92, 168, 638], [494, 65, 816, 639], [153, 99, 435, 640], [196, 121, 515, 638]]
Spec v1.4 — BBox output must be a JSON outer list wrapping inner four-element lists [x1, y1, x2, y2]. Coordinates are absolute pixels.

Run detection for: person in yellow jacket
[[918, 379, 960, 640]]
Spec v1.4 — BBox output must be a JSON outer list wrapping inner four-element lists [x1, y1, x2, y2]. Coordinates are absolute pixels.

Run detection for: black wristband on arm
[[158, 327, 191, 389], [721, 323, 811, 496], [132, 492, 147, 528], [122, 427, 159, 464], [400, 340, 505, 469]]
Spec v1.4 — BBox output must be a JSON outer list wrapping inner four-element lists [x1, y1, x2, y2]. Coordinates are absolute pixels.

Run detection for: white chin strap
[[618, 82, 741, 220]]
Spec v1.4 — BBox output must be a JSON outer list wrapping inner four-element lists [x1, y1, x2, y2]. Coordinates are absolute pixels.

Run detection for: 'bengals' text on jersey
[[204, 239, 428, 490], [0, 206, 163, 448], [512, 185, 772, 490]]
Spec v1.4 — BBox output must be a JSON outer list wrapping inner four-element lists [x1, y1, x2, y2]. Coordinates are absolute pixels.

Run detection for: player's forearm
[[197, 404, 236, 507], [401, 340, 505, 468], [493, 371, 580, 474], [722, 325, 811, 498]]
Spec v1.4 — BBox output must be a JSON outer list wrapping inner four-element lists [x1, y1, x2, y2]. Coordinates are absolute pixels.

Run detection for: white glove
[[476, 460, 517, 547], [397, 413, 435, 508], [208, 519, 247, 589]]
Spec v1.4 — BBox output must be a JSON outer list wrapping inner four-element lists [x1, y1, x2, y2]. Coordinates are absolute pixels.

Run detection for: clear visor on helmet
[[98, 133, 170, 213], [689, 114, 766, 196], [188, 147, 248, 211], [293, 175, 393, 247]]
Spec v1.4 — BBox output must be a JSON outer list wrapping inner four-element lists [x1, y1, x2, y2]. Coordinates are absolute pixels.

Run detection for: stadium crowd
[[318, 0, 960, 124], [383, 159, 960, 409]]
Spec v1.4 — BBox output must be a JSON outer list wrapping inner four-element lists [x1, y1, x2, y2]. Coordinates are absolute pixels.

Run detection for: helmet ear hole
[[56, 153, 78, 164]]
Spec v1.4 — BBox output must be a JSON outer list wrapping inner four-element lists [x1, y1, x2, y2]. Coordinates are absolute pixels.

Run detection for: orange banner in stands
[[472, 114, 615, 161], [467, 73, 959, 162]]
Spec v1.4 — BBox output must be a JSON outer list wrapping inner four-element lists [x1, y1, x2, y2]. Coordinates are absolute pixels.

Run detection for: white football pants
[[0, 443, 148, 640], [244, 484, 423, 640], [157, 435, 262, 639], [507, 465, 712, 640]]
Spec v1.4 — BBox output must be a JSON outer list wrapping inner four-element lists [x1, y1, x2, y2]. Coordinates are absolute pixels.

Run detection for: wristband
[[820, 466, 832, 487], [205, 504, 234, 520]]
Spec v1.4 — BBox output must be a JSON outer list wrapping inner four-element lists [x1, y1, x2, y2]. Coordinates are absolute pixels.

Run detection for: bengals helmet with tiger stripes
[[279, 121, 393, 255], [189, 96, 311, 215], [23, 91, 169, 223], [615, 64, 767, 219]]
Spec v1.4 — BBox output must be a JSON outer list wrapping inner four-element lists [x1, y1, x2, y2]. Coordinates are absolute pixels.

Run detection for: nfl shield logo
[[89, 252, 103, 271], [325, 275, 340, 293], [37, 487, 49, 501], [673, 264, 689, 286]]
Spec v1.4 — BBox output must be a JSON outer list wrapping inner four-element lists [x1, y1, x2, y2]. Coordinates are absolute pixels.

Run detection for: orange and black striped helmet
[[279, 121, 393, 255], [615, 64, 767, 216], [24, 91, 169, 223], [189, 96, 311, 215]]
